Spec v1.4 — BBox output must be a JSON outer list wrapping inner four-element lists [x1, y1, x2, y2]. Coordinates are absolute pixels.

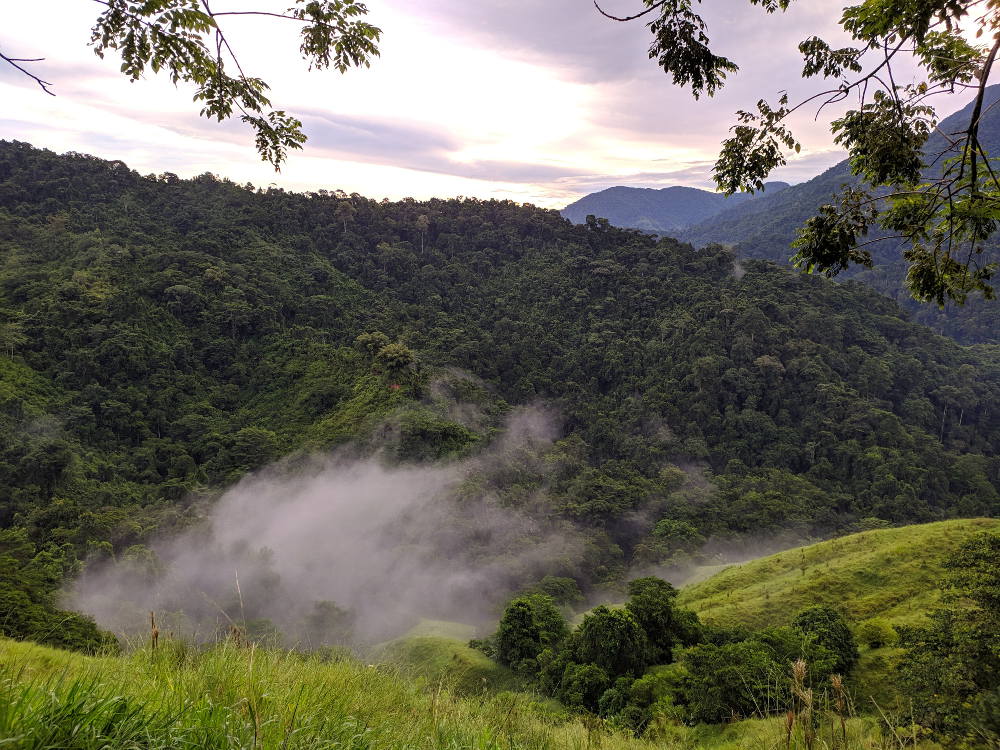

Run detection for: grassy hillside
[[0, 637, 940, 749], [678, 518, 1000, 628]]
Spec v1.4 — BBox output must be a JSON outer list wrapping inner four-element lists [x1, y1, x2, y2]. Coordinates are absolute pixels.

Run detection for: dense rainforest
[[1, 139, 1000, 651]]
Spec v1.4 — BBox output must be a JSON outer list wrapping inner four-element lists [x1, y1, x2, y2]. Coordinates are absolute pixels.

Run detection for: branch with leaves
[[603, 0, 1000, 305], [3, 0, 381, 169]]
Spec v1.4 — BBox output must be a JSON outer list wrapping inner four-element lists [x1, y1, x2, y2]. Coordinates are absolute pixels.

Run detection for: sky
[[0, 0, 979, 208]]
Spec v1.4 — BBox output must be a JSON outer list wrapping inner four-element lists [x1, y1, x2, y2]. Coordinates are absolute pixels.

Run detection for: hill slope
[[560, 183, 788, 235], [1, 140, 999, 650], [678, 517, 1000, 628]]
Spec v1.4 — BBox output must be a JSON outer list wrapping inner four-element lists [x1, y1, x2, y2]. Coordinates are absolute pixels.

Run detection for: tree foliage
[[2, 1, 381, 169], [899, 532, 1000, 743], [1, 142, 999, 649], [604, 0, 1000, 305], [792, 605, 860, 676], [495, 594, 567, 673]]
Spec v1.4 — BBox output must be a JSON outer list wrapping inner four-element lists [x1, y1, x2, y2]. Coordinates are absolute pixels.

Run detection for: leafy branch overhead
[[4, 0, 381, 169], [602, 0, 1000, 305]]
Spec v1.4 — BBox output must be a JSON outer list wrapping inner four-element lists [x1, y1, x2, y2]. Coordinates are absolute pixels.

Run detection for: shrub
[[855, 618, 898, 649], [793, 605, 859, 675]]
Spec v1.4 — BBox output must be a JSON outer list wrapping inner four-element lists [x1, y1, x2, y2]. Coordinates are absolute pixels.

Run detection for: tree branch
[[964, 34, 1000, 193], [0, 51, 55, 95], [593, 0, 669, 23]]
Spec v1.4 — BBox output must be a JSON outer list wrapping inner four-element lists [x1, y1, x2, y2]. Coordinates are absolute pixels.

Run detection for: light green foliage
[[855, 618, 898, 649]]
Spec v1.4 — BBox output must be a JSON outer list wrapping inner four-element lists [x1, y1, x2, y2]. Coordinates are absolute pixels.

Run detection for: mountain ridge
[[560, 182, 789, 235]]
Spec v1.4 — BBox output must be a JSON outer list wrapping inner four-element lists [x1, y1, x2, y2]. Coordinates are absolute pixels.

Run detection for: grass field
[[3, 520, 987, 748], [677, 518, 1000, 629], [0, 636, 941, 749]]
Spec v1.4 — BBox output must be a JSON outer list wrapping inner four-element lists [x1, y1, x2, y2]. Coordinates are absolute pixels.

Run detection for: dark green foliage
[[495, 594, 567, 673], [556, 662, 609, 712], [495, 600, 541, 671], [792, 606, 859, 676], [524, 594, 569, 648], [673, 625, 838, 723], [645, 0, 738, 99], [753, 626, 838, 684], [0, 529, 114, 652], [524, 575, 583, 606], [899, 532, 1000, 743], [680, 639, 785, 723], [597, 676, 635, 717], [573, 606, 648, 678], [625, 576, 695, 663], [2, 141, 1000, 650]]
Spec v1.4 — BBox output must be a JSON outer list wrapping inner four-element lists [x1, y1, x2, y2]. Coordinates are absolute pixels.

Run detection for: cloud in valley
[[65, 408, 588, 645]]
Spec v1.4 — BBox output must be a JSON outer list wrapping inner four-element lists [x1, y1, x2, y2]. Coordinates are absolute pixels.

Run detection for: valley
[[0, 137, 998, 746]]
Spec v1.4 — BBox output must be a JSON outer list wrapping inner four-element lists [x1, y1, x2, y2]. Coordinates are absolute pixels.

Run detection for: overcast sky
[[0, 1, 978, 207]]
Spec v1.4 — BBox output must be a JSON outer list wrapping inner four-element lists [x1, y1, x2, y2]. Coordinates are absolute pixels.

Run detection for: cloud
[[299, 111, 585, 183], [391, 0, 654, 85], [65, 408, 591, 644], [1, 0, 984, 209]]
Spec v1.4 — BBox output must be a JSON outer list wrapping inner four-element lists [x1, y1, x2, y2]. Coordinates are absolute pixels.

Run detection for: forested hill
[[679, 85, 1000, 344], [560, 182, 788, 235], [1, 139, 999, 648]]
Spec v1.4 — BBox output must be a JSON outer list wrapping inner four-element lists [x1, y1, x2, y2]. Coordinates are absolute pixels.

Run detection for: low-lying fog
[[66, 408, 591, 645]]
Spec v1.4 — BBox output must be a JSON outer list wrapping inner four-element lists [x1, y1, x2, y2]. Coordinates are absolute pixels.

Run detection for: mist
[[66, 408, 588, 646]]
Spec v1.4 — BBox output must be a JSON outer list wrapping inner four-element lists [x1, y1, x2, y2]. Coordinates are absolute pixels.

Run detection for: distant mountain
[[560, 182, 789, 235], [679, 85, 1000, 344]]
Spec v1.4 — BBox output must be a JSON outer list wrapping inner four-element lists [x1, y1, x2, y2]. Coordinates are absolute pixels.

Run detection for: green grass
[[3, 519, 980, 750], [376, 633, 529, 695], [677, 518, 1000, 629], [0, 636, 941, 749], [0, 637, 623, 750]]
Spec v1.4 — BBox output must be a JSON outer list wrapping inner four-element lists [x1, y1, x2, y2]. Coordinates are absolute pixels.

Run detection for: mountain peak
[[560, 181, 789, 235]]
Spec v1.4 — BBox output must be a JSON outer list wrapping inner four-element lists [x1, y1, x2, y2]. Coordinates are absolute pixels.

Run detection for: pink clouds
[[0, 0, 979, 207]]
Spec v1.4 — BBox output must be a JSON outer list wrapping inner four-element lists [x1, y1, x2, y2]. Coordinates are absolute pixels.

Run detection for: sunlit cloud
[[0, 0, 979, 207]]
